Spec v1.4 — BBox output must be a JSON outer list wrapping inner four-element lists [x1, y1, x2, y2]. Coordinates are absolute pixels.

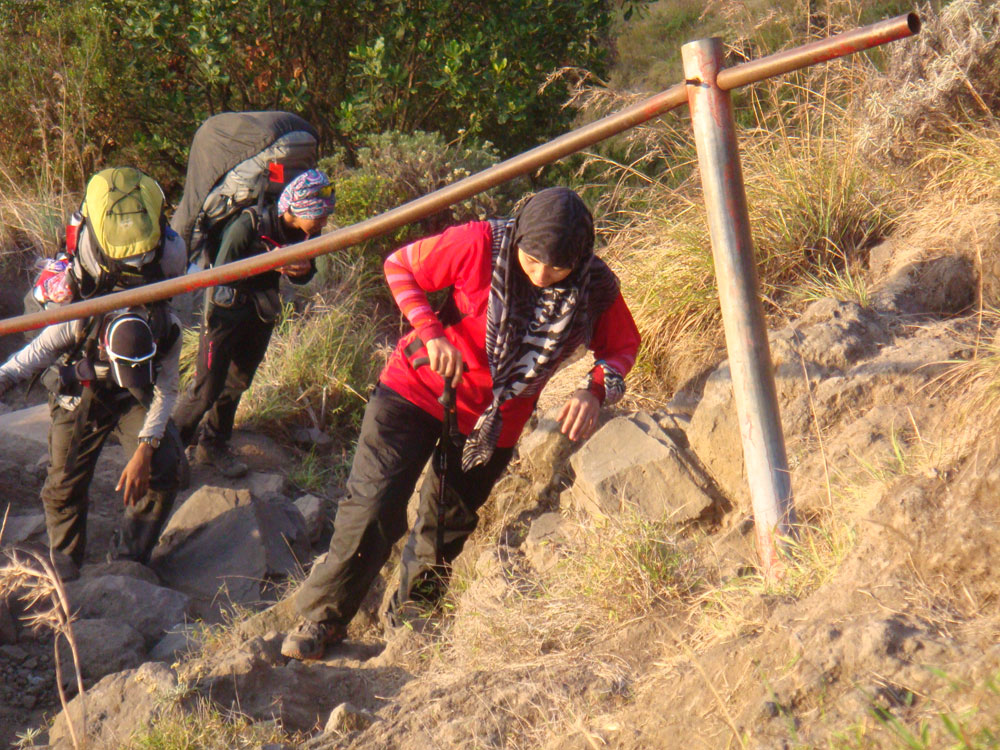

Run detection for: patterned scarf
[[461, 205, 621, 471]]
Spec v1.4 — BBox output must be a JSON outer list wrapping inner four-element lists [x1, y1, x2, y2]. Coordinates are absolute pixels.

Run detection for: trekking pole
[[435, 379, 457, 568]]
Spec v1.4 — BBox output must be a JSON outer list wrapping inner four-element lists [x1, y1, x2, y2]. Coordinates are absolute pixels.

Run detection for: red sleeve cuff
[[415, 320, 446, 344], [586, 366, 606, 404]]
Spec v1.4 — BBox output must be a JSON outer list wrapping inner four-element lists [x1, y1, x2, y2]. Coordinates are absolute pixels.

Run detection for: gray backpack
[[171, 111, 319, 268]]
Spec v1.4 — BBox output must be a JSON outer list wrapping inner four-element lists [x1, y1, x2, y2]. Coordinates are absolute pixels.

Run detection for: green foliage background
[[0, 0, 641, 195]]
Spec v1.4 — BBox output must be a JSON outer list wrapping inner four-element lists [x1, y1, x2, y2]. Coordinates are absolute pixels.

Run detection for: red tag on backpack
[[268, 162, 285, 183], [65, 223, 79, 254]]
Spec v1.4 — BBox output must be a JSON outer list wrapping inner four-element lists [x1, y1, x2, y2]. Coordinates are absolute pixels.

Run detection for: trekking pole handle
[[438, 379, 456, 411]]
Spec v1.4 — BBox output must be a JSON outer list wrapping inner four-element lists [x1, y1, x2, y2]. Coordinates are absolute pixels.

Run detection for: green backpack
[[70, 167, 169, 297]]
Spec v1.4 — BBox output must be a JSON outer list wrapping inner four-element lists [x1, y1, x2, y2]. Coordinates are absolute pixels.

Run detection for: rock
[[325, 702, 377, 734], [80, 559, 161, 585], [63, 575, 190, 643], [872, 254, 976, 315], [151, 486, 310, 620], [48, 661, 184, 750], [201, 643, 375, 733], [0, 513, 46, 545], [294, 494, 327, 544], [519, 406, 576, 484], [772, 299, 892, 373], [149, 623, 204, 663], [0, 598, 16, 644], [569, 413, 714, 524], [292, 427, 333, 447], [684, 365, 747, 511], [0, 458, 18, 481], [58, 618, 145, 682], [0, 404, 50, 451], [0, 643, 28, 661], [244, 471, 291, 501], [687, 304, 959, 510], [522, 513, 574, 574], [157, 486, 253, 541]]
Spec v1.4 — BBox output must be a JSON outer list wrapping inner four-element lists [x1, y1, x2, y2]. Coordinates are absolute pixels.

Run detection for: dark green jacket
[[214, 204, 317, 321]]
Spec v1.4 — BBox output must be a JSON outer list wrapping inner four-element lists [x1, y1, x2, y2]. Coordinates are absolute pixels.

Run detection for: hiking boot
[[193, 440, 248, 479], [280, 618, 346, 661]]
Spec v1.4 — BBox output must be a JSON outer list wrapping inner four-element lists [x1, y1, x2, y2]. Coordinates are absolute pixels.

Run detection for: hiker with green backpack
[[171, 168, 336, 478], [0, 167, 186, 568]]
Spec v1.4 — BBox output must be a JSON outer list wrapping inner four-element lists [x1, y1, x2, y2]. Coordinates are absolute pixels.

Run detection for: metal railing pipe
[[716, 12, 919, 91], [683, 38, 797, 576], [0, 12, 919, 337]]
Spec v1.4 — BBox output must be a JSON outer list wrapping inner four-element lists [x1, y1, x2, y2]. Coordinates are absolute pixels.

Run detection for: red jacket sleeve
[[383, 221, 492, 343], [584, 293, 640, 403]]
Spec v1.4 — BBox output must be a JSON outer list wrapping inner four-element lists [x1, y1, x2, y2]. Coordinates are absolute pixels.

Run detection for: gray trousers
[[42, 390, 180, 566], [294, 384, 513, 627]]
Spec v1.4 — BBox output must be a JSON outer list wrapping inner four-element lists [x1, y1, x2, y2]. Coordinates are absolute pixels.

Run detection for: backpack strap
[[62, 383, 97, 471], [54, 313, 106, 468], [146, 301, 180, 358]]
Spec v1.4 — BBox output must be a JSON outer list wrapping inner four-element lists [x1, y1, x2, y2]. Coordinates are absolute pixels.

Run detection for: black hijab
[[461, 188, 620, 470]]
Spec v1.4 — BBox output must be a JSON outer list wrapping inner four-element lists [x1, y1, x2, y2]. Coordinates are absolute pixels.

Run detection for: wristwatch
[[139, 436, 161, 450]]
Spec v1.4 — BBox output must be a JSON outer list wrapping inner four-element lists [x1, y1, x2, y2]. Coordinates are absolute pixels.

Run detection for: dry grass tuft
[[125, 697, 293, 750], [236, 255, 392, 438], [439, 512, 699, 671], [857, 0, 1000, 166], [0, 512, 86, 750], [0, 169, 75, 276]]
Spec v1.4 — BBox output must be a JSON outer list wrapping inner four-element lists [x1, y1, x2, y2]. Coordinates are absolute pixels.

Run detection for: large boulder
[[48, 661, 185, 750], [569, 412, 715, 524], [0, 513, 46, 546], [63, 575, 190, 643], [0, 404, 50, 452], [151, 486, 310, 620], [58, 617, 146, 682], [686, 300, 962, 511]]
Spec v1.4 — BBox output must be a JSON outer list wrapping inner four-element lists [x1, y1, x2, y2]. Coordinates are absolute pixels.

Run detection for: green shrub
[[320, 129, 529, 258]]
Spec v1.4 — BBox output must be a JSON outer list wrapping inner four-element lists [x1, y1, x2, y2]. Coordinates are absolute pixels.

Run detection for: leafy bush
[[0, 0, 633, 189], [320, 129, 528, 258]]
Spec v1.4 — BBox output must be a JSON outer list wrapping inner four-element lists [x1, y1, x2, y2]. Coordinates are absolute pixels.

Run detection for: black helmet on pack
[[102, 312, 156, 388]]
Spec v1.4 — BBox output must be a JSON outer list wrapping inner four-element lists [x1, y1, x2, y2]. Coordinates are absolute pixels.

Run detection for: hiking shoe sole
[[281, 619, 346, 661]]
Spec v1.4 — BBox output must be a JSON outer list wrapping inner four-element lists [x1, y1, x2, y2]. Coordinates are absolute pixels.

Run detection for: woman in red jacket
[[282, 187, 640, 660]]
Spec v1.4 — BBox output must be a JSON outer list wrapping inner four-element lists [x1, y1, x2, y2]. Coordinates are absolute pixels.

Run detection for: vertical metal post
[[682, 38, 796, 576]]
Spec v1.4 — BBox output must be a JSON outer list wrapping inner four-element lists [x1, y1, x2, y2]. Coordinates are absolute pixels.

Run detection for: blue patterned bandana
[[278, 169, 336, 219]]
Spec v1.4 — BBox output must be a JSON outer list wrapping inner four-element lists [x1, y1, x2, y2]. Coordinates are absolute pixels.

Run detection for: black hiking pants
[[42, 390, 180, 567], [172, 299, 274, 447], [294, 384, 514, 627]]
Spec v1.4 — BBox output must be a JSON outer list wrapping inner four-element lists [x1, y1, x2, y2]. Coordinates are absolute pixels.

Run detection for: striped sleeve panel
[[384, 242, 445, 341]]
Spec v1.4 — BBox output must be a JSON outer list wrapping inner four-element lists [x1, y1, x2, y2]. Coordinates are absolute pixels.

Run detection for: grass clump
[[828, 669, 1000, 749], [604, 113, 898, 392], [441, 512, 698, 668], [236, 255, 391, 440], [0, 173, 75, 276], [692, 518, 857, 645], [127, 700, 292, 750]]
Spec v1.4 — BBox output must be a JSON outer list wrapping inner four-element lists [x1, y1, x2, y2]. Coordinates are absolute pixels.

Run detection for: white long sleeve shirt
[[0, 312, 182, 440]]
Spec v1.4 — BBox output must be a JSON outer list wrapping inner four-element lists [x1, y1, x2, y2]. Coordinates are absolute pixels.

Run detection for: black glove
[[0, 376, 13, 399]]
